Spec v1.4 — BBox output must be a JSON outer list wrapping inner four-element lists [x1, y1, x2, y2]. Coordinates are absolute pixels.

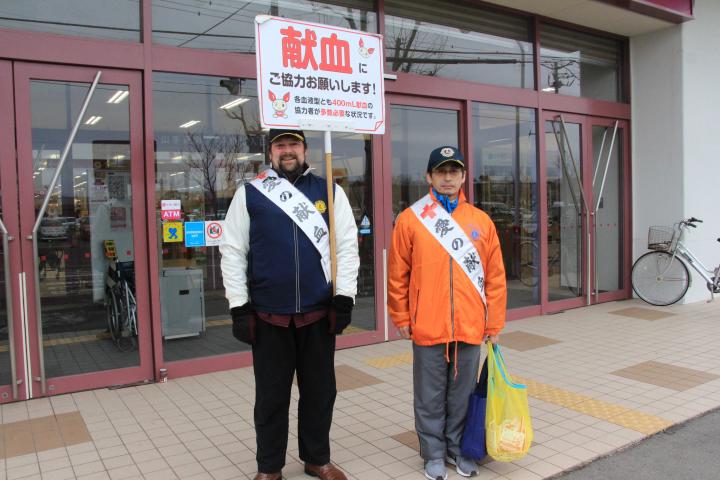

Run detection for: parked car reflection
[[39, 218, 68, 241]]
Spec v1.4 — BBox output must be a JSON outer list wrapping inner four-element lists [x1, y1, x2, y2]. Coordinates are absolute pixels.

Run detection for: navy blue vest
[[245, 172, 333, 314]]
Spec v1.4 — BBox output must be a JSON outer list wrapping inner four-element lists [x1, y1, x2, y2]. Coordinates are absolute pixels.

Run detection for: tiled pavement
[[1, 298, 719, 480]]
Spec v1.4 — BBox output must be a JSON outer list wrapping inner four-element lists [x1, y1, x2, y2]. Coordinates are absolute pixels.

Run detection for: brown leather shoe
[[253, 472, 282, 480], [304, 462, 347, 480]]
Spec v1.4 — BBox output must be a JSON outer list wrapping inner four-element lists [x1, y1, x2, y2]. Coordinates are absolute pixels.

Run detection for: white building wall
[[680, 0, 720, 302], [631, 0, 720, 304]]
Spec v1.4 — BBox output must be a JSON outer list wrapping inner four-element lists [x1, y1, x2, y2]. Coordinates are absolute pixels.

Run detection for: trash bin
[[160, 268, 205, 339]]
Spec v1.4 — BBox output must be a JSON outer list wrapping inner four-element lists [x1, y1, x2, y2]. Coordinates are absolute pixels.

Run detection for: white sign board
[[255, 15, 385, 134]]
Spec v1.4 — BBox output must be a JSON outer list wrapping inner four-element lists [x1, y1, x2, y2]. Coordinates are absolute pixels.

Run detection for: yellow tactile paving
[[573, 399, 631, 419], [365, 351, 413, 369], [206, 318, 232, 327], [42, 332, 110, 347], [204, 321, 368, 333], [612, 411, 674, 435], [514, 375, 672, 434]]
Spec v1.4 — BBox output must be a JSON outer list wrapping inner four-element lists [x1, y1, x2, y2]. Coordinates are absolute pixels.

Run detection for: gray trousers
[[413, 342, 481, 461]]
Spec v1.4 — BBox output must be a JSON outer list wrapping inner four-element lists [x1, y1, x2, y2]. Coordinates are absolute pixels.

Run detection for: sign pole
[[324, 130, 337, 294]]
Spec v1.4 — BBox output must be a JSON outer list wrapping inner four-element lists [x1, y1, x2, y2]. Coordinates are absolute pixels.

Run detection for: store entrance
[[0, 62, 153, 401], [540, 112, 630, 312]]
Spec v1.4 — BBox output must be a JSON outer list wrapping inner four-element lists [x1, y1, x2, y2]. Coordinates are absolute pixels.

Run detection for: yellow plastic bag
[[485, 341, 533, 461]]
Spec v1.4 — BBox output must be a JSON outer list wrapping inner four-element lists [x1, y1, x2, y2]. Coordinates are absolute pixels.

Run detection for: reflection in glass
[[391, 105, 459, 218], [593, 125, 623, 292], [154, 73, 376, 362], [385, 0, 533, 88], [152, 0, 376, 51], [30, 80, 139, 377], [545, 120, 583, 301], [0, 0, 140, 42], [154, 73, 261, 361], [472, 104, 538, 308], [540, 23, 623, 102], [304, 131, 375, 333]]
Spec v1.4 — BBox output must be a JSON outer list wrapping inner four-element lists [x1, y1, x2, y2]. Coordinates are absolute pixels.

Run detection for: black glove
[[231, 303, 256, 345], [328, 295, 353, 335]]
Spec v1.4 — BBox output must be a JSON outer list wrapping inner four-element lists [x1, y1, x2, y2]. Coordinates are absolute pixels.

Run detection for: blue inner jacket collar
[[433, 188, 459, 214]]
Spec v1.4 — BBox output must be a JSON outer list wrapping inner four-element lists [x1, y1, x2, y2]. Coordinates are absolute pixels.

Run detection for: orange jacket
[[388, 190, 507, 346]]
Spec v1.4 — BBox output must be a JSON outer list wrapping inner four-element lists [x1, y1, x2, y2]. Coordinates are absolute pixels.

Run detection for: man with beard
[[220, 129, 359, 480]]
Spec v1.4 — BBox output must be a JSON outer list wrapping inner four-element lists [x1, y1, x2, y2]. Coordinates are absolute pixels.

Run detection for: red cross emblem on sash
[[420, 202, 438, 219]]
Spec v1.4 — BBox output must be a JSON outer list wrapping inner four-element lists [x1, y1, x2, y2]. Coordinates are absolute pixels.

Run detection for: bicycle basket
[[647, 226, 675, 251]]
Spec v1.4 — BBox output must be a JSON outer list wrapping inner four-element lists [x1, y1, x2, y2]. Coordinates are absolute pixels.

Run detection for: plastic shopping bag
[[460, 357, 488, 460], [485, 341, 533, 461]]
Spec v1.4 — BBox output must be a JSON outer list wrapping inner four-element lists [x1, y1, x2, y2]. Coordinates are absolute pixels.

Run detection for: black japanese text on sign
[[255, 16, 385, 134]]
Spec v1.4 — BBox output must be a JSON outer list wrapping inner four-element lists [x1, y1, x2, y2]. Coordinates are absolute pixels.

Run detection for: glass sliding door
[[540, 113, 629, 311], [544, 118, 584, 303], [390, 103, 461, 219], [592, 121, 628, 300], [472, 103, 538, 309], [13, 63, 152, 397]]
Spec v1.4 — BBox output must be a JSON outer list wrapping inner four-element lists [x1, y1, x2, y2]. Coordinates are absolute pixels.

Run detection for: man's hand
[[231, 304, 256, 345], [328, 295, 354, 335], [397, 325, 411, 339], [484, 334, 499, 344]]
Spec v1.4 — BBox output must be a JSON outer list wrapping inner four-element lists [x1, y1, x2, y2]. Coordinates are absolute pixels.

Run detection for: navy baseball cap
[[427, 146, 465, 173], [268, 128, 306, 145]]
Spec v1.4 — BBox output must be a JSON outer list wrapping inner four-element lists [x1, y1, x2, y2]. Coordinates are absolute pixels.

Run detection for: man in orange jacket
[[388, 146, 507, 480]]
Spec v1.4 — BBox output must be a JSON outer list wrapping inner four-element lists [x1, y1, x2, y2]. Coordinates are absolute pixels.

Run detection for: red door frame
[[539, 111, 631, 313], [0, 60, 28, 402], [587, 116, 632, 303], [13, 62, 153, 396], [540, 111, 589, 313], [382, 94, 466, 340]]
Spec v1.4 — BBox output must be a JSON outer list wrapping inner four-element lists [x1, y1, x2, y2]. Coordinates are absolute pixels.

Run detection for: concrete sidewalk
[[0, 298, 718, 480]]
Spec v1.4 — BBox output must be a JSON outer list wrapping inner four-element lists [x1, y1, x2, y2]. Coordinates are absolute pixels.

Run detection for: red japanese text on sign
[[255, 16, 385, 133], [281, 27, 352, 74]]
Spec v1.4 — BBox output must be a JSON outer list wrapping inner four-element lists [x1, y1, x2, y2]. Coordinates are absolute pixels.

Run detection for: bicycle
[[519, 237, 582, 297], [631, 217, 720, 306], [106, 260, 138, 351]]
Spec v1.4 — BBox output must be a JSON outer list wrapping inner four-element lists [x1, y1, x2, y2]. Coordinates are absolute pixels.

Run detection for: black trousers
[[252, 317, 337, 473]]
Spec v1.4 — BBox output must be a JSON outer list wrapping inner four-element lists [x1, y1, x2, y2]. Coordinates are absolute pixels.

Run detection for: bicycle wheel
[[632, 251, 690, 306], [106, 290, 121, 343]]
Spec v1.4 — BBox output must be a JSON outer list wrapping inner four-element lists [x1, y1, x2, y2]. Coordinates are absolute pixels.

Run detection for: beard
[[276, 153, 303, 176]]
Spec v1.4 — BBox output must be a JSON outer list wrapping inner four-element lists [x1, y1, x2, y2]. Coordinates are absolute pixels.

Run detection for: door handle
[[0, 218, 18, 400], [30, 70, 102, 395]]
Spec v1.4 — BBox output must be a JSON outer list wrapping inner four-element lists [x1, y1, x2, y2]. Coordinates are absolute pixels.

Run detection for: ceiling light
[[107, 90, 129, 104], [179, 120, 201, 128], [85, 115, 102, 125], [542, 87, 556, 92], [171, 155, 183, 160], [219, 98, 250, 110], [113, 155, 125, 160]]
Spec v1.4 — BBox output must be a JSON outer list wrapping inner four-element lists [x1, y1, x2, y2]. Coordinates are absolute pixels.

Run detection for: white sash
[[250, 169, 331, 283], [411, 194, 487, 308]]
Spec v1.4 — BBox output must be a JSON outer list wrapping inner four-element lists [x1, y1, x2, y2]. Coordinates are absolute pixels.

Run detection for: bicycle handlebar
[[681, 217, 703, 227]]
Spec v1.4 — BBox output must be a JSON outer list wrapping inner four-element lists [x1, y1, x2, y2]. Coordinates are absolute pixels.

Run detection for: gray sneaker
[[424, 459, 448, 480], [446, 454, 479, 477]]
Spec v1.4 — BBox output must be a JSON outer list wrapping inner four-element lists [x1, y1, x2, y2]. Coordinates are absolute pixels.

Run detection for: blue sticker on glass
[[185, 221, 205, 247]]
